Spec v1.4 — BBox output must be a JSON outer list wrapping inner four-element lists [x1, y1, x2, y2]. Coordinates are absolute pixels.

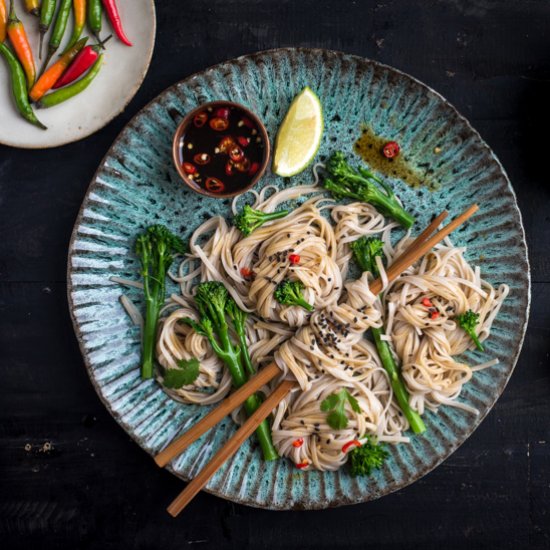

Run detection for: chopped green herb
[[349, 436, 389, 477], [321, 388, 361, 430], [162, 358, 200, 389]]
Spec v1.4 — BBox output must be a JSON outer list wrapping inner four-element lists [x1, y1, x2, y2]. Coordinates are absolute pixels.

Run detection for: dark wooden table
[[1, 1, 549, 549]]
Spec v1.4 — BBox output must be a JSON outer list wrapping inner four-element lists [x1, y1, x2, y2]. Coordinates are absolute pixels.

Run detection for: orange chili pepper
[[6, 0, 35, 88], [0, 0, 7, 44], [29, 37, 88, 102]]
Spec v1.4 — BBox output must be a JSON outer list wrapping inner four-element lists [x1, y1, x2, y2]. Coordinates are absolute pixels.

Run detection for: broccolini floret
[[352, 233, 426, 434], [456, 309, 484, 351], [135, 225, 186, 379], [350, 236, 385, 275], [234, 205, 289, 236], [181, 281, 279, 461], [322, 151, 415, 229], [274, 279, 314, 312]]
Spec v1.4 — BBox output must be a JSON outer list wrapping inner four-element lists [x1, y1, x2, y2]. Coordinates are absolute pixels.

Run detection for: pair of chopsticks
[[156, 203, 478, 517]]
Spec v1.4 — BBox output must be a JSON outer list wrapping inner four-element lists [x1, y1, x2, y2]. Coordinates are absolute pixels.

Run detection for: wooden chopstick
[[370, 205, 477, 295], [403, 210, 448, 254], [167, 379, 295, 517], [164, 204, 478, 516], [155, 362, 281, 467]]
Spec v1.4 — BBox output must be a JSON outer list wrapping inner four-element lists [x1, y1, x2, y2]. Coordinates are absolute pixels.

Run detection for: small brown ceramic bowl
[[172, 101, 270, 199]]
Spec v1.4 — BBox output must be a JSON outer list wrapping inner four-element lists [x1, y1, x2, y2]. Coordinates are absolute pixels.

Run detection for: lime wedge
[[272, 87, 323, 177]]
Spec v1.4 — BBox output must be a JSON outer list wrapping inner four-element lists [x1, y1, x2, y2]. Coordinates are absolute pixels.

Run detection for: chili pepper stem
[[93, 32, 105, 47], [39, 48, 55, 78]]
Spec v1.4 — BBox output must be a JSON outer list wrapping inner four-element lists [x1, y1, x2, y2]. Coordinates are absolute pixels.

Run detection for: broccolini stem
[[261, 210, 289, 222], [470, 331, 484, 352], [236, 330, 256, 377], [141, 299, 159, 379], [296, 297, 314, 312], [208, 324, 278, 460], [370, 188, 415, 229], [371, 327, 426, 434]]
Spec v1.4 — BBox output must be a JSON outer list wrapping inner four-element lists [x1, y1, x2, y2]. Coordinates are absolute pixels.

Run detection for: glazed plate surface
[[68, 49, 530, 509]]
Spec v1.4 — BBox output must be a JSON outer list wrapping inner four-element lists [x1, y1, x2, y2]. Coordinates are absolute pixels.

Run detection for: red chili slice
[[342, 440, 362, 453], [210, 117, 229, 131], [292, 438, 304, 448], [205, 177, 225, 193], [295, 461, 309, 469], [429, 309, 440, 320], [193, 112, 208, 128], [240, 267, 252, 277], [229, 146, 244, 163], [421, 297, 433, 308], [289, 254, 300, 265], [241, 117, 254, 129], [225, 161, 235, 176], [233, 158, 251, 173], [193, 153, 211, 165], [248, 162, 260, 177], [218, 136, 236, 153], [382, 141, 400, 158], [182, 162, 196, 174], [215, 107, 230, 119], [237, 136, 250, 148]]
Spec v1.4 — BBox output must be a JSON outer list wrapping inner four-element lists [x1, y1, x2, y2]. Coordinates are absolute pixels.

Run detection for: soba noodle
[[149, 181, 508, 472]]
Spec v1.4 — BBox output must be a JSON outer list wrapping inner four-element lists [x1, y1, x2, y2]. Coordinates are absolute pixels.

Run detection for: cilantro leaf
[[347, 392, 361, 413], [320, 393, 340, 412], [320, 389, 362, 430], [163, 358, 200, 389], [327, 410, 348, 430]]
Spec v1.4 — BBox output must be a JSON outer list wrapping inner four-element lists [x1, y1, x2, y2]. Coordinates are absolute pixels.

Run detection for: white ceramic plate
[[0, 0, 155, 148]]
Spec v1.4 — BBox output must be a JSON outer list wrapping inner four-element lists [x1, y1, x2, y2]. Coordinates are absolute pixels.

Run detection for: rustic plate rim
[[67, 47, 531, 510]]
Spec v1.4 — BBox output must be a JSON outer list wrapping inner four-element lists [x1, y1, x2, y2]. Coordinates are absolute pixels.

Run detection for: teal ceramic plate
[[68, 49, 530, 509]]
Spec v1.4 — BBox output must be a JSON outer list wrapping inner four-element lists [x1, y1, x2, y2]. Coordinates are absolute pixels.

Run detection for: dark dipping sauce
[[178, 103, 266, 196], [354, 125, 439, 190]]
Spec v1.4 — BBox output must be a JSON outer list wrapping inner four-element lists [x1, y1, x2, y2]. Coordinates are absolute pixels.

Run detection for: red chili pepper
[[248, 162, 260, 177], [205, 177, 225, 193], [292, 438, 304, 448], [210, 117, 229, 131], [288, 254, 300, 265], [193, 112, 208, 128], [101, 0, 132, 46], [215, 107, 230, 119], [233, 158, 251, 173], [295, 460, 309, 469], [342, 440, 362, 454], [429, 309, 440, 320], [52, 35, 112, 89], [237, 136, 250, 148], [382, 141, 400, 159], [182, 162, 196, 174], [193, 153, 211, 165], [240, 267, 252, 278], [421, 297, 433, 308], [218, 136, 235, 153], [229, 145, 244, 162], [241, 117, 254, 129], [225, 161, 234, 176]]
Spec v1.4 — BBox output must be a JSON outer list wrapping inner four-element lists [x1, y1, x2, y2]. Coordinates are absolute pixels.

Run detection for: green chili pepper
[[63, 0, 87, 53], [0, 42, 47, 129], [40, 0, 71, 74], [87, 0, 102, 42], [37, 53, 103, 108], [39, 0, 56, 60]]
